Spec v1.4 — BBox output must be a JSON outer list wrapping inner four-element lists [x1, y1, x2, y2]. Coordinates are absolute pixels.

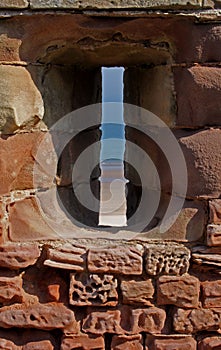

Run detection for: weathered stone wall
[[0, 1, 221, 349]]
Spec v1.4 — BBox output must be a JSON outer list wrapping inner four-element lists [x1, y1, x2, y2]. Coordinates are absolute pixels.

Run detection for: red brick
[[174, 67, 221, 127], [111, 334, 143, 350], [209, 200, 221, 224], [83, 307, 166, 335], [120, 278, 154, 306], [0, 133, 55, 195], [198, 336, 221, 350], [0, 243, 40, 269], [207, 224, 221, 246], [8, 196, 59, 241], [146, 335, 196, 350], [157, 274, 200, 308], [87, 245, 143, 275], [61, 334, 105, 350], [0, 329, 56, 349], [173, 308, 221, 333], [0, 303, 77, 331], [202, 280, 221, 308]]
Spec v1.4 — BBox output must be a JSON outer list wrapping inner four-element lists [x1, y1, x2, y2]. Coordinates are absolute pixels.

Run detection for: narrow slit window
[[99, 67, 128, 227]]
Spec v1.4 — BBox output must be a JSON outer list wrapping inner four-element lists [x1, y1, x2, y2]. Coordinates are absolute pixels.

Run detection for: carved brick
[[88, 245, 143, 275], [44, 244, 86, 271], [157, 274, 200, 308], [70, 273, 118, 306], [120, 278, 154, 306], [111, 334, 143, 350], [173, 308, 221, 334], [82, 309, 122, 335], [144, 243, 190, 276], [61, 334, 105, 350]]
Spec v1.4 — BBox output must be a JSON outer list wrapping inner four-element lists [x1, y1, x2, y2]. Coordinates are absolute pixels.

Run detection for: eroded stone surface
[[70, 273, 118, 306], [120, 278, 154, 306], [0, 243, 40, 269], [44, 244, 86, 271], [202, 280, 221, 308], [0, 274, 23, 304], [209, 200, 221, 224], [144, 243, 190, 276], [173, 308, 221, 333], [0, 303, 77, 331], [0, 330, 56, 350], [207, 224, 221, 246], [111, 334, 143, 350], [61, 334, 105, 350], [0, 0, 28, 8], [88, 245, 143, 275], [83, 309, 122, 334], [192, 246, 221, 269], [0, 66, 44, 134], [157, 275, 200, 308], [198, 336, 221, 350], [146, 335, 197, 350]]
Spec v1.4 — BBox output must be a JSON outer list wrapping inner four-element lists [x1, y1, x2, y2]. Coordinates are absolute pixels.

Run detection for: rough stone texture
[[0, 243, 40, 270], [44, 244, 86, 271], [209, 200, 221, 224], [0, 0, 28, 8], [192, 246, 221, 270], [0, 303, 77, 331], [157, 275, 200, 308], [0, 132, 56, 196], [83, 307, 166, 335], [144, 243, 190, 276], [87, 245, 143, 275], [8, 196, 59, 241], [0, 274, 23, 304], [173, 308, 221, 334], [111, 334, 143, 350], [120, 278, 154, 306], [30, 0, 203, 9], [174, 67, 221, 127], [61, 334, 105, 350], [202, 280, 221, 308], [198, 336, 221, 350], [0, 66, 44, 134], [0, 330, 56, 349], [146, 335, 197, 350], [207, 224, 221, 246], [176, 129, 221, 198], [70, 272, 118, 306]]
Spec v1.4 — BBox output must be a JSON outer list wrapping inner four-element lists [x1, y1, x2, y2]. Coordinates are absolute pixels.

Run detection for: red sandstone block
[[157, 274, 200, 308], [173, 308, 221, 333], [198, 336, 221, 349], [209, 200, 221, 224], [0, 243, 40, 269], [87, 245, 143, 275], [0, 329, 56, 349], [0, 303, 78, 331], [207, 224, 221, 246], [120, 278, 154, 306], [0, 273, 23, 304], [8, 196, 59, 241], [111, 334, 143, 350], [174, 67, 221, 127], [83, 306, 166, 335], [202, 280, 221, 308], [0, 132, 55, 196], [61, 334, 105, 350], [146, 335, 197, 350]]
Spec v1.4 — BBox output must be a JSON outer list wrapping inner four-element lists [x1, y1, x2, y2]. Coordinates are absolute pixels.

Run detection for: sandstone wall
[[0, 1, 221, 349]]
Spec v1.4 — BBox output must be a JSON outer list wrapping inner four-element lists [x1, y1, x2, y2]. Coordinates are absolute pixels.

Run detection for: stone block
[[207, 224, 221, 246], [61, 334, 105, 350], [174, 67, 221, 127], [144, 243, 190, 276], [0, 0, 28, 8], [111, 334, 143, 350], [198, 336, 221, 350], [70, 272, 118, 306], [120, 278, 154, 306], [0, 303, 77, 331], [146, 335, 197, 350], [44, 244, 86, 271], [87, 245, 143, 275], [0, 273, 23, 304], [83, 309, 122, 334], [173, 308, 221, 333], [0, 132, 56, 196], [157, 274, 200, 308], [0, 66, 44, 134], [209, 200, 221, 224], [0, 243, 40, 269], [0, 330, 56, 350], [202, 280, 221, 308], [30, 0, 203, 9]]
